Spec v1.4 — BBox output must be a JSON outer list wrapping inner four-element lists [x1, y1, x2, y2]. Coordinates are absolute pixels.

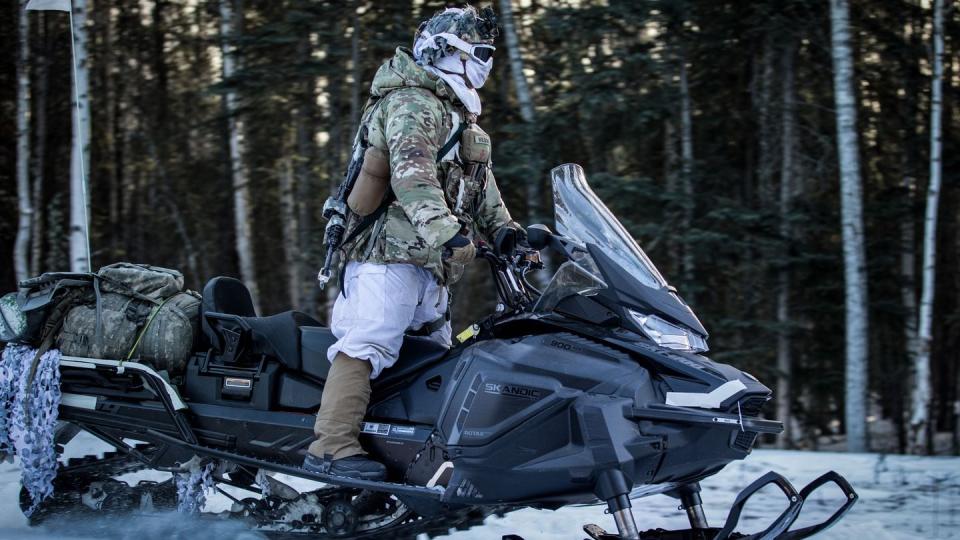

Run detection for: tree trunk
[[755, 36, 776, 205], [219, 0, 260, 312], [30, 15, 48, 277], [776, 39, 796, 449], [910, 0, 945, 455], [679, 50, 695, 302], [499, 0, 535, 124], [829, 0, 870, 453], [900, 173, 918, 453], [69, 0, 91, 272], [280, 159, 300, 308], [664, 118, 680, 275], [15, 0, 32, 283], [295, 33, 317, 316]]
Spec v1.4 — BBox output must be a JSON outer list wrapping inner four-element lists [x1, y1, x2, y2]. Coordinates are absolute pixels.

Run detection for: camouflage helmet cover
[[415, 5, 499, 65]]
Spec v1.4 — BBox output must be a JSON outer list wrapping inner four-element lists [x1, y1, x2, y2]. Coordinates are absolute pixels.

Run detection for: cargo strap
[[124, 295, 175, 364]]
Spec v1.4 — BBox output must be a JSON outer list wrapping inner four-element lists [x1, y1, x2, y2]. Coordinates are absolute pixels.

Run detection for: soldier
[[303, 5, 523, 480]]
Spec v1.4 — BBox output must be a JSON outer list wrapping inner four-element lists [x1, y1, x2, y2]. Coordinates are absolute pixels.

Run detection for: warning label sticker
[[362, 422, 391, 436], [391, 425, 416, 436]]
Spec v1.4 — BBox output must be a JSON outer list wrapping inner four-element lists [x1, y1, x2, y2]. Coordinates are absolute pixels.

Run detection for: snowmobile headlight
[[627, 309, 708, 353]]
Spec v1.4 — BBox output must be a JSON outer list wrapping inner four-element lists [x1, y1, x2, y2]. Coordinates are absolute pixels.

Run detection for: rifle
[[317, 139, 366, 289]]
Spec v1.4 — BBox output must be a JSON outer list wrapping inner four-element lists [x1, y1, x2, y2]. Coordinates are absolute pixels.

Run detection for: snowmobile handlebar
[[475, 241, 544, 312]]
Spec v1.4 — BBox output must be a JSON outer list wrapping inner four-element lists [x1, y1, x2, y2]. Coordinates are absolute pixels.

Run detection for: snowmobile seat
[[241, 311, 321, 371], [298, 328, 449, 387], [202, 276, 321, 370], [201, 276, 257, 349]]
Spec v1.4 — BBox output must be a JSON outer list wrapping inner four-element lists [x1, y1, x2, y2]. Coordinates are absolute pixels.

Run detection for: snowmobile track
[[26, 443, 509, 539]]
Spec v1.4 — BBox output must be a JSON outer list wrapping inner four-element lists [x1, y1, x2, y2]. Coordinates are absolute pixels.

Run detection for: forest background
[[0, 0, 957, 455]]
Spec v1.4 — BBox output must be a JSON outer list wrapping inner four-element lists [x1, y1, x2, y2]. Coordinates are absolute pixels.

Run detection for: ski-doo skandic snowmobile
[[28, 164, 857, 539]]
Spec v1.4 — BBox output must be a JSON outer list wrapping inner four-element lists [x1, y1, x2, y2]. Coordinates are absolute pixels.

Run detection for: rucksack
[[0, 272, 92, 346], [57, 263, 199, 374], [1, 263, 199, 376]]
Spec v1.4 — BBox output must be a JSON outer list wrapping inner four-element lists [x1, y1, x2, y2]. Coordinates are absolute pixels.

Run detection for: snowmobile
[[24, 164, 857, 539]]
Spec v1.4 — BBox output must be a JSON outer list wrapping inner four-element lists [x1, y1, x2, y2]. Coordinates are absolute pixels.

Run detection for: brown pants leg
[[308, 352, 373, 460]]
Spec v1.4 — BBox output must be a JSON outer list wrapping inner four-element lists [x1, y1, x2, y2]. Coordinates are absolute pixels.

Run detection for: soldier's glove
[[513, 225, 530, 249], [443, 234, 476, 265]]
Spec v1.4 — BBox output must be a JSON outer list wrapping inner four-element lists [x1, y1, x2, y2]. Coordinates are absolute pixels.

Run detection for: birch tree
[[70, 0, 91, 272], [219, 0, 260, 312], [910, 0, 946, 454], [829, 0, 870, 453], [776, 39, 796, 449], [15, 0, 32, 283]]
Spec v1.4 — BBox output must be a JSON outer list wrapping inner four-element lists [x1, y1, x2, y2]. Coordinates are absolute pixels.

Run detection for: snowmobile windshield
[[534, 251, 607, 313], [533, 164, 708, 351], [550, 164, 668, 290]]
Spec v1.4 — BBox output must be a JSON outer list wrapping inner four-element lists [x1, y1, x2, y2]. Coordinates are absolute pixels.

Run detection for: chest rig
[[440, 114, 492, 229]]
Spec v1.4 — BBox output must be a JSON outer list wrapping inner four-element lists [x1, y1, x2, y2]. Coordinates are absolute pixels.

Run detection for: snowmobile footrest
[[145, 429, 444, 500]]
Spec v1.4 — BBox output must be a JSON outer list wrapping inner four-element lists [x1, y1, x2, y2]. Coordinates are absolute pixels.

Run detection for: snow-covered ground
[[0, 432, 957, 539]]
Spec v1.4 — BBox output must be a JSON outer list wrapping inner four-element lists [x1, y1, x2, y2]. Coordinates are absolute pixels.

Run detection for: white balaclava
[[413, 7, 496, 115]]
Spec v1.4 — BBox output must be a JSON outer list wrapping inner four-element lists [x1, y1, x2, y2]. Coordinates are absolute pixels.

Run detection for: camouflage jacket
[[342, 47, 515, 284]]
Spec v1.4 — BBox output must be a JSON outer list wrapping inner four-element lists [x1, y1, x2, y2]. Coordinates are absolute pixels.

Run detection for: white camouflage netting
[[0, 344, 62, 516]]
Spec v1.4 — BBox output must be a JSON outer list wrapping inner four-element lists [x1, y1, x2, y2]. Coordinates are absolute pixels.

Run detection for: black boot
[[303, 453, 386, 481]]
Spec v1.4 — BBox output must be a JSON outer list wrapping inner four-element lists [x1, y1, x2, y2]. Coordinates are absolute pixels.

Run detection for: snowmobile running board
[[145, 429, 446, 501], [576, 470, 858, 540]]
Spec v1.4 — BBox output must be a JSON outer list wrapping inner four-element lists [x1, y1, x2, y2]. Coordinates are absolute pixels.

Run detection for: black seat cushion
[[382, 336, 449, 385], [201, 276, 257, 349], [243, 311, 321, 371], [299, 331, 449, 388]]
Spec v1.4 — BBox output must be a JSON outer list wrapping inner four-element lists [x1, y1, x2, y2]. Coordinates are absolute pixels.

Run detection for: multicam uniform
[[327, 46, 517, 379]]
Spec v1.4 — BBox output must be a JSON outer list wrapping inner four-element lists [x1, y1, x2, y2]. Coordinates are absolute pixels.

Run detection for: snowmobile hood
[[370, 47, 458, 105]]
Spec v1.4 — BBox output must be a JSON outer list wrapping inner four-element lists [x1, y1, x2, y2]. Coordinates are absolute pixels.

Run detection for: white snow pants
[[327, 262, 452, 379]]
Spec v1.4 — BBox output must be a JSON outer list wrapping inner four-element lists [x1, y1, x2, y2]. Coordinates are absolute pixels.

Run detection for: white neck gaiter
[[414, 31, 491, 116], [424, 63, 483, 115]]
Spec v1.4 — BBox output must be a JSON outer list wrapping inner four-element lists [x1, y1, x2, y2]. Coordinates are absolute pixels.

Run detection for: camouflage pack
[[134, 291, 201, 374], [97, 263, 184, 299], [58, 292, 146, 360], [55, 263, 199, 374]]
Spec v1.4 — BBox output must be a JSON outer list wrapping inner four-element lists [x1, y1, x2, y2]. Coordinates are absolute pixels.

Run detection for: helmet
[[413, 5, 500, 66]]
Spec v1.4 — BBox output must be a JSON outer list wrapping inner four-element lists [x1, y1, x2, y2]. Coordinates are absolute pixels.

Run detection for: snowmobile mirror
[[525, 224, 553, 251], [494, 227, 517, 257]]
